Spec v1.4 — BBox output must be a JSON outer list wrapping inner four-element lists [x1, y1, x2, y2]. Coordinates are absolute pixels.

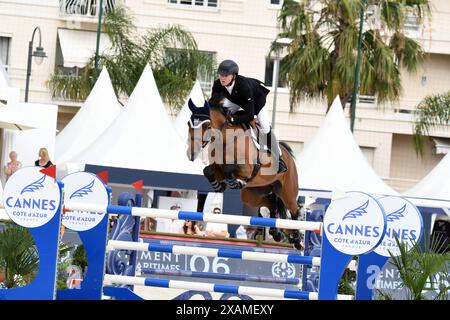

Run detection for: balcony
[[59, 0, 122, 23]]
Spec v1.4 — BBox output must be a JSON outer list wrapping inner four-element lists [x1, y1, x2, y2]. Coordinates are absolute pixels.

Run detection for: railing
[[59, 0, 120, 20]]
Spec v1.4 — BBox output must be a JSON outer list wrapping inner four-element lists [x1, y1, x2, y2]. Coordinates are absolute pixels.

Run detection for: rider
[[210, 59, 288, 174]]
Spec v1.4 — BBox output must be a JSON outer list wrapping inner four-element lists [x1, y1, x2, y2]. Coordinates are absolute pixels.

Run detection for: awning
[[57, 29, 112, 68], [0, 104, 38, 130], [432, 137, 450, 155]]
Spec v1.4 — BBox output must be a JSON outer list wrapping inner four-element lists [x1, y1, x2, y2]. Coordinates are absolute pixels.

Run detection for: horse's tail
[[276, 196, 287, 220], [279, 141, 295, 159]]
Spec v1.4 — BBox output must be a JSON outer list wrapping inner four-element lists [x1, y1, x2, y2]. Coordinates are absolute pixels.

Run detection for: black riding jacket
[[211, 75, 270, 124]]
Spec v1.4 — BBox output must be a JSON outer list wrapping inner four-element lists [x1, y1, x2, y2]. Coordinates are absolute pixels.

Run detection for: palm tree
[[413, 91, 450, 156], [274, 0, 431, 112], [378, 234, 450, 300], [0, 224, 39, 288], [48, 5, 215, 109]]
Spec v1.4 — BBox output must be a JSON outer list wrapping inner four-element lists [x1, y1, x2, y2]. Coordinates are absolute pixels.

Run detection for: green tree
[[48, 5, 215, 110], [413, 91, 450, 156], [0, 225, 39, 288], [72, 244, 88, 273], [378, 234, 450, 300], [274, 0, 431, 111]]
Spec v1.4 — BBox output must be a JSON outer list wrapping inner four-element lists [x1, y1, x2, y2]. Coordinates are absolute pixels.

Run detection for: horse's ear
[[188, 99, 199, 113], [203, 100, 211, 110]]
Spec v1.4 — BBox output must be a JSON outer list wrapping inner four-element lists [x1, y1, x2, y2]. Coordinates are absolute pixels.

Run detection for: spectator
[[205, 207, 229, 238], [179, 220, 202, 236], [235, 225, 248, 239], [168, 202, 184, 233], [35, 147, 53, 168], [4, 151, 21, 181]]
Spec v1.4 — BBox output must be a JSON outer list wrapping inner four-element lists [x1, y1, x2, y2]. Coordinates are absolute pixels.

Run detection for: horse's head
[[187, 99, 211, 161]]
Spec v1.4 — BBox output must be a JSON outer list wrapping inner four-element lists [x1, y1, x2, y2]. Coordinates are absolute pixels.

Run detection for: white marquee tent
[[55, 67, 121, 165], [405, 151, 450, 202], [66, 64, 204, 175], [296, 96, 398, 197]]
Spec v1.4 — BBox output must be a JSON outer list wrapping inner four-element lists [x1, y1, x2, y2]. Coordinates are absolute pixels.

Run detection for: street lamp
[[350, 0, 367, 132], [94, 0, 104, 79], [271, 37, 293, 130], [25, 26, 47, 102]]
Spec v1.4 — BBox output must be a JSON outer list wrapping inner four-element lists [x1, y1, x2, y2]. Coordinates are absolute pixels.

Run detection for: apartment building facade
[[0, 0, 449, 192]]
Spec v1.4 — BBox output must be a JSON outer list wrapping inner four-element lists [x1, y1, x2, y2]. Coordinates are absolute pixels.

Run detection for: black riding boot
[[265, 129, 288, 174]]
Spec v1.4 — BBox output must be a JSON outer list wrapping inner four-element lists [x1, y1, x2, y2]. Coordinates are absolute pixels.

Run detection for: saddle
[[224, 109, 261, 151]]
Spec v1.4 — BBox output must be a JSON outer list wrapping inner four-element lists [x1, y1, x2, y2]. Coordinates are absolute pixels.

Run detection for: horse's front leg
[[287, 205, 304, 251], [223, 164, 245, 189], [203, 165, 227, 192]]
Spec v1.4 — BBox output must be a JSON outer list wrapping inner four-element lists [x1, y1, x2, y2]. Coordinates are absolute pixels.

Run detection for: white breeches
[[256, 104, 271, 134]]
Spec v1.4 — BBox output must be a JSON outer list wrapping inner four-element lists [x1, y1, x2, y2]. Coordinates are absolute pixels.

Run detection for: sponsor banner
[[61, 172, 109, 231], [324, 191, 386, 255], [375, 196, 423, 257], [135, 238, 301, 290], [3, 166, 61, 228], [374, 263, 450, 300]]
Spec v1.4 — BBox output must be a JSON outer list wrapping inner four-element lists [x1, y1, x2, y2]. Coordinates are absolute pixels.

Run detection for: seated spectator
[[168, 203, 184, 233], [235, 225, 248, 239], [179, 220, 202, 236], [246, 226, 262, 240], [4, 150, 21, 181], [34, 147, 53, 168], [156, 203, 183, 233], [205, 207, 229, 238]]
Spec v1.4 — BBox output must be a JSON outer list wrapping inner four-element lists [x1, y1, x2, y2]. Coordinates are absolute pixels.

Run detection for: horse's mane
[[208, 93, 226, 109], [279, 141, 295, 159]]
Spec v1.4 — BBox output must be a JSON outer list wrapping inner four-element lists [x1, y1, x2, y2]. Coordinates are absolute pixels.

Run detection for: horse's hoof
[[269, 228, 282, 242]]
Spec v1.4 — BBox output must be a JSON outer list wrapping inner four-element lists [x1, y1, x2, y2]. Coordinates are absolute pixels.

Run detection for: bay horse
[[186, 99, 302, 249]]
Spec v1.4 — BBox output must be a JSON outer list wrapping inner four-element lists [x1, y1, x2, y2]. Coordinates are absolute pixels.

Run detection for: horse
[[186, 99, 302, 249]]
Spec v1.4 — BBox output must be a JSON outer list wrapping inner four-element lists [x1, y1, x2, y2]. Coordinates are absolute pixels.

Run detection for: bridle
[[189, 117, 211, 148]]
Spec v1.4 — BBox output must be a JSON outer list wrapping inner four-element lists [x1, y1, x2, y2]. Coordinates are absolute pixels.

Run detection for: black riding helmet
[[217, 60, 239, 76]]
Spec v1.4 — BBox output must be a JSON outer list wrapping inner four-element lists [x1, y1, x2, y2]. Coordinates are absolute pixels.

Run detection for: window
[[59, 0, 118, 17], [0, 36, 11, 71], [404, 13, 420, 31], [264, 57, 288, 88], [270, 0, 282, 5], [197, 51, 216, 94], [168, 0, 218, 8], [358, 95, 376, 104]]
